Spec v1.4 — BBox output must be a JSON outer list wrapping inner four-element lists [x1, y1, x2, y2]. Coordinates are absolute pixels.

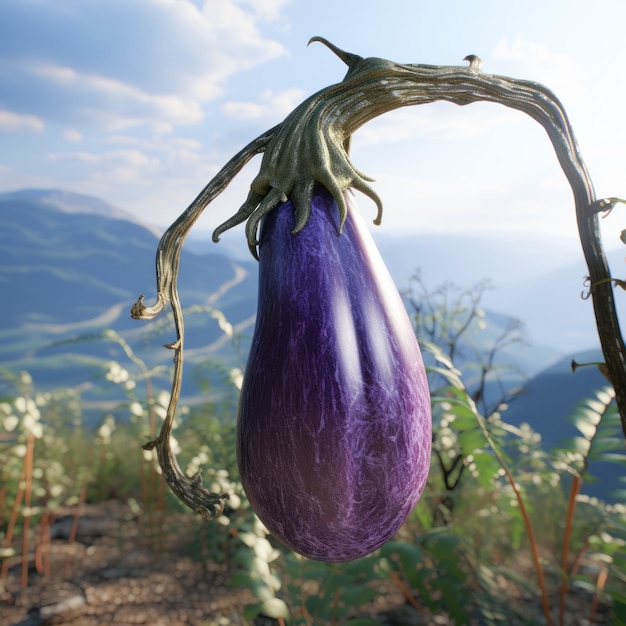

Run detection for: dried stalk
[[132, 37, 626, 517], [131, 127, 277, 519]]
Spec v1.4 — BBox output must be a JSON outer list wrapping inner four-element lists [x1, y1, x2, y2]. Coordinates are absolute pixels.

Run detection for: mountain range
[[190, 222, 626, 355], [0, 189, 258, 402], [1, 188, 623, 498]]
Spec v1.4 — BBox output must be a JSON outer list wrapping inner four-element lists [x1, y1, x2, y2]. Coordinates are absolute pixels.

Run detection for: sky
[[1, 0, 626, 254]]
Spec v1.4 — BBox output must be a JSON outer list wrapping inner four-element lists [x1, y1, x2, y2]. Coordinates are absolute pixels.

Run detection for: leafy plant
[[2, 279, 626, 625]]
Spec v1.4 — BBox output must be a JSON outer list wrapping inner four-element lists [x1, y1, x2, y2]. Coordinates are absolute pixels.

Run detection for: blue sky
[[1, 0, 625, 251]]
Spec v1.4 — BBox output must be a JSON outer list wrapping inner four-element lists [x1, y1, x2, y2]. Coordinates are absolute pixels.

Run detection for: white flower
[[23, 414, 43, 438], [19, 371, 32, 386], [3, 415, 19, 432], [153, 405, 167, 419], [157, 390, 170, 408], [50, 484, 64, 498], [229, 368, 244, 390], [169, 435, 181, 455], [98, 423, 112, 444], [129, 402, 144, 417], [106, 362, 129, 383]]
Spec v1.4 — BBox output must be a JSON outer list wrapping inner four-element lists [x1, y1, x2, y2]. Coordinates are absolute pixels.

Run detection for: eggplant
[[237, 185, 432, 562]]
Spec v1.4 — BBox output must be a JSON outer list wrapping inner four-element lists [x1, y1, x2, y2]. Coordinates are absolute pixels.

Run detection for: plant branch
[[559, 474, 582, 626], [131, 127, 276, 519], [390, 570, 422, 612], [133, 37, 626, 518], [469, 398, 553, 624]]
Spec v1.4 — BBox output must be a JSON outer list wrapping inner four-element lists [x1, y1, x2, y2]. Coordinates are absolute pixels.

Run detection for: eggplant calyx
[[213, 36, 558, 256]]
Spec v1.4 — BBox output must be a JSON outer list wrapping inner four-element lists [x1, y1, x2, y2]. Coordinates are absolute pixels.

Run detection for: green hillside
[[0, 190, 258, 413]]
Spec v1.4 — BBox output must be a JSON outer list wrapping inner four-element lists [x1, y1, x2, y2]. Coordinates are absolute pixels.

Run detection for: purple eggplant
[[237, 186, 431, 562]]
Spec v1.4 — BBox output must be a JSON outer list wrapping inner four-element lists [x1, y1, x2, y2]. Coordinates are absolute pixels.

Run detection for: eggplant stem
[[132, 37, 626, 520]]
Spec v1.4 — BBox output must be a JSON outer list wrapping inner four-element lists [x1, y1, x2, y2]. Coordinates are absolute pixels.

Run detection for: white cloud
[[63, 129, 83, 142], [361, 166, 578, 241], [24, 60, 205, 128], [235, 0, 292, 22], [0, 109, 44, 132], [165, 137, 205, 163], [49, 148, 157, 168], [0, 0, 287, 131], [221, 87, 306, 120], [48, 151, 100, 164], [352, 100, 521, 147], [491, 35, 585, 103]]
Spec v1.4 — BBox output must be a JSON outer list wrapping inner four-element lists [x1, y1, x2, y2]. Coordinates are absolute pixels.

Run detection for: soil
[[0, 500, 417, 626], [0, 500, 612, 626], [0, 500, 261, 625]]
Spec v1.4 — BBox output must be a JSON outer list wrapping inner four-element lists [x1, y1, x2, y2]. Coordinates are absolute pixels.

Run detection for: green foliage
[[0, 370, 91, 517], [275, 552, 384, 623], [2, 292, 626, 625]]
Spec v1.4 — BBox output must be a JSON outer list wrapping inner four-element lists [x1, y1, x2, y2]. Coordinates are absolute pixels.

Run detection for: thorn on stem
[[308, 36, 363, 68], [463, 54, 483, 71], [590, 196, 626, 217], [571, 359, 612, 384]]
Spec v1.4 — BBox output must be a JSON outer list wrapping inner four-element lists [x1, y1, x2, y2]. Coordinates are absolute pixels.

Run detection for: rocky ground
[[0, 500, 612, 626], [0, 501, 259, 626], [0, 500, 422, 626]]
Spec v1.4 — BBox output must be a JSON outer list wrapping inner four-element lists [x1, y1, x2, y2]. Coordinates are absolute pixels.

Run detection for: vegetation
[[1, 284, 626, 625]]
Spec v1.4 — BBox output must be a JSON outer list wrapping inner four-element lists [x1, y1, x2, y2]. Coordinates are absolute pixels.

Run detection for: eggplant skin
[[237, 186, 432, 562]]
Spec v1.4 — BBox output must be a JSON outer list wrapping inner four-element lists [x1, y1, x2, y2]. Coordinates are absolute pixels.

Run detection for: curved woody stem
[[131, 37, 626, 518], [130, 126, 277, 519]]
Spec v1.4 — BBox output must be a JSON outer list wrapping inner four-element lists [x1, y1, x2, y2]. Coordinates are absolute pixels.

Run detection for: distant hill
[[1, 188, 623, 501], [188, 225, 625, 355], [504, 350, 624, 500], [373, 232, 626, 356], [0, 188, 597, 397], [0, 189, 258, 405], [505, 350, 608, 448], [1, 189, 157, 228]]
